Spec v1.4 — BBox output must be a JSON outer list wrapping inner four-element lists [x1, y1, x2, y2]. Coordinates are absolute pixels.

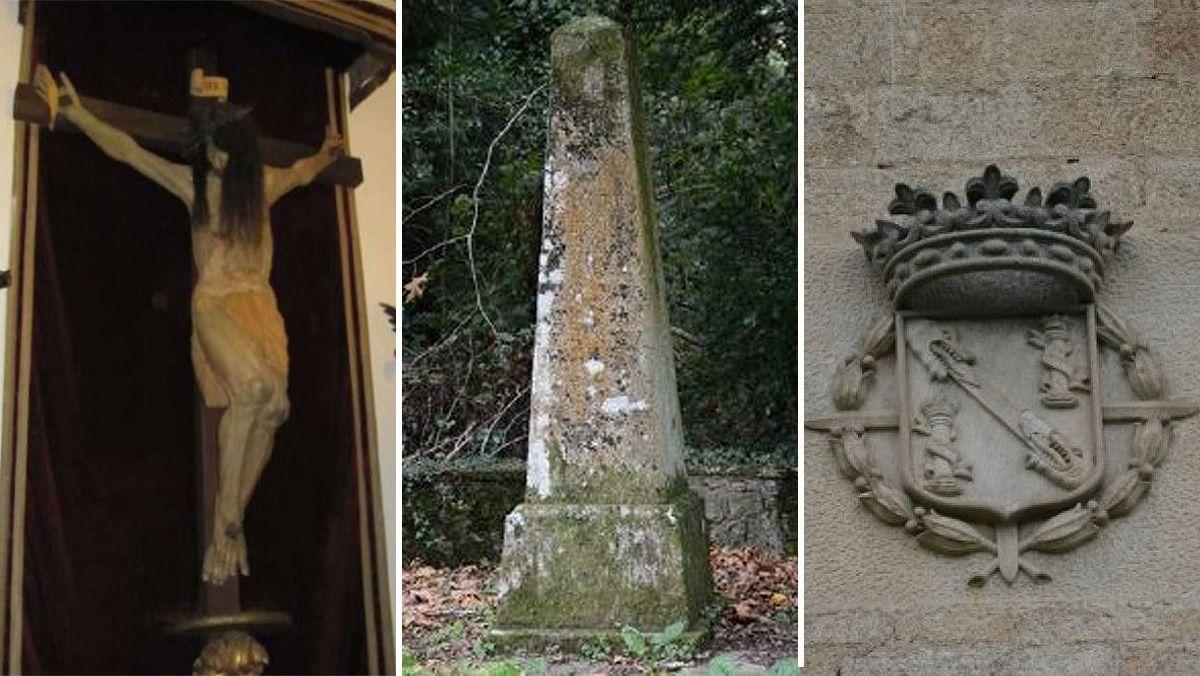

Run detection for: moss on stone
[[493, 490, 712, 635], [401, 460, 526, 566], [549, 15, 629, 147]]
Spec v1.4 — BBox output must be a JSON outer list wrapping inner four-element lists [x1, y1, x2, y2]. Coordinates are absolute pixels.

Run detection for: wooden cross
[[188, 48, 242, 623], [11, 66, 364, 189]]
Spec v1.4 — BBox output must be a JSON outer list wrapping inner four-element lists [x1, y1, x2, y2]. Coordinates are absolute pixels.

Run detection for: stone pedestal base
[[490, 490, 712, 642]]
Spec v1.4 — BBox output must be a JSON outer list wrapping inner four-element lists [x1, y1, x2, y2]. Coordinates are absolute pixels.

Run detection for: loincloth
[[191, 285, 289, 409]]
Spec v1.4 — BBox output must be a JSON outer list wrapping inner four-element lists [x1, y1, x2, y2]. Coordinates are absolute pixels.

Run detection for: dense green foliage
[[401, 1, 796, 460]]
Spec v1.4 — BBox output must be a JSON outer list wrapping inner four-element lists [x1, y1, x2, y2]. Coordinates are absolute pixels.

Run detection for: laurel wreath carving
[[827, 305, 1170, 584], [831, 312, 896, 410]]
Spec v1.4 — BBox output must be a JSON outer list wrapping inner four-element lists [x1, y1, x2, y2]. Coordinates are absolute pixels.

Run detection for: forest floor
[[401, 546, 798, 675]]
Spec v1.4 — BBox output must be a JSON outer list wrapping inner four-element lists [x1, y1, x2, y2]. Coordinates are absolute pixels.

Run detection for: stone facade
[[805, 1, 1200, 672]]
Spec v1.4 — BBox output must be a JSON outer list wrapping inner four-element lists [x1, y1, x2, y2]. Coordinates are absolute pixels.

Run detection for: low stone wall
[[402, 459, 796, 567], [689, 468, 796, 556]]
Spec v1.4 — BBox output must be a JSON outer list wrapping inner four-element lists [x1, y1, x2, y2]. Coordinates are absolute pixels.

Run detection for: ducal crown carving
[[853, 165, 1133, 307], [807, 165, 1200, 586]]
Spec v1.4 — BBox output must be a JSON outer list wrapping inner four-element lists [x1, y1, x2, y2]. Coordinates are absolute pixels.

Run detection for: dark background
[[401, 0, 798, 472], [24, 2, 370, 672]]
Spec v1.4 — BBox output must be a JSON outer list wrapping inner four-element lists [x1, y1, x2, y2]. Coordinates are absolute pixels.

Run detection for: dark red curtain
[[22, 2, 368, 673]]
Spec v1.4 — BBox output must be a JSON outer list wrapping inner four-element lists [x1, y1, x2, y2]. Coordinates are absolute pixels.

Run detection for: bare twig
[[479, 384, 531, 455], [402, 183, 467, 225], [438, 366, 472, 444], [492, 434, 528, 456], [672, 325, 709, 347], [405, 311, 474, 366], [401, 234, 469, 267], [421, 422, 477, 460], [466, 83, 546, 337], [440, 423, 479, 462]]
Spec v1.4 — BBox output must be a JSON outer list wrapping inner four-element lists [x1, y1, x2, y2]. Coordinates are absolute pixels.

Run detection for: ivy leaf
[[651, 619, 685, 646], [708, 655, 737, 675], [621, 625, 647, 657]]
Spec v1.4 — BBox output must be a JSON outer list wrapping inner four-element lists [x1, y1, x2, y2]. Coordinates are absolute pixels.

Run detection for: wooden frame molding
[[1, 2, 39, 671], [0, 1, 395, 671]]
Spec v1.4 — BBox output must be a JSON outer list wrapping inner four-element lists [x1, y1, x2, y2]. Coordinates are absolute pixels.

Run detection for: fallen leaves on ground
[[402, 562, 490, 630], [402, 561, 496, 671], [401, 546, 797, 672], [404, 272, 429, 303], [709, 546, 798, 662]]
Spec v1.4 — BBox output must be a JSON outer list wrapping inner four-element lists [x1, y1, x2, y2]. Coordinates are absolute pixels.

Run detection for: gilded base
[[194, 631, 268, 676]]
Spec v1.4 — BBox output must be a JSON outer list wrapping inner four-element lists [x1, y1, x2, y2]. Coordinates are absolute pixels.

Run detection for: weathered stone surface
[[1120, 640, 1200, 675], [804, 87, 878, 167], [872, 80, 1200, 166], [803, 6, 892, 89], [838, 643, 1121, 676], [401, 461, 797, 565], [808, 602, 1200, 648], [1142, 0, 1200, 78], [875, 84, 1040, 164], [806, 0, 1200, 669], [804, 0, 1200, 88], [401, 459, 526, 566], [691, 474, 785, 553], [890, 1, 1150, 87], [493, 14, 711, 640], [493, 491, 710, 631], [526, 15, 685, 504]]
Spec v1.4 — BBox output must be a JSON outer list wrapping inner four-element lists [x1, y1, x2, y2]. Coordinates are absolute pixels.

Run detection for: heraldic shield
[[806, 166, 1199, 585]]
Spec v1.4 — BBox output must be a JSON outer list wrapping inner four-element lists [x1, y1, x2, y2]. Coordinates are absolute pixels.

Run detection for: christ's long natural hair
[[189, 108, 264, 245]]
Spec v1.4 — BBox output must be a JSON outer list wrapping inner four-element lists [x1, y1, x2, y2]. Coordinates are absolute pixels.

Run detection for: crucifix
[[20, 46, 363, 672]]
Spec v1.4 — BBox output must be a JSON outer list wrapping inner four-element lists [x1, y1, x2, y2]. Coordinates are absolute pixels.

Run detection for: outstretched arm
[[33, 66, 193, 206], [265, 126, 345, 205]]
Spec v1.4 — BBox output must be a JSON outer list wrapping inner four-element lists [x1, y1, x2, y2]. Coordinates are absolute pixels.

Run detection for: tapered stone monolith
[[490, 16, 713, 644]]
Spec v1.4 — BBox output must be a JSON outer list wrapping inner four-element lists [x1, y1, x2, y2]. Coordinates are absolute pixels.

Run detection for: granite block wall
[[805, 1, 1200, 672]]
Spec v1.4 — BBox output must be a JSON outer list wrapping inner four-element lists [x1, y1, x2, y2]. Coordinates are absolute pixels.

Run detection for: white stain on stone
[[527, 437, 551, 498], [536, 290, 557, 322], [526, 410, 553, 498], [601, 396, 649, 415], [547, 268, 565, 284], [496, 510, 529, 598], [587, 385, 597, 398], [584, 358, 605, 376], [583, 309, 595, 327]]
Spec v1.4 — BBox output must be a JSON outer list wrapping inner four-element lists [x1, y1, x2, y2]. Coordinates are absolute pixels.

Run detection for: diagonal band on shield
[[906, 322, 1088, 489]]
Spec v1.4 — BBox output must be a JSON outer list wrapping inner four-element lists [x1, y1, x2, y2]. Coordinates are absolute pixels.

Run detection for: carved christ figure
[[33, 67, 344, 585]]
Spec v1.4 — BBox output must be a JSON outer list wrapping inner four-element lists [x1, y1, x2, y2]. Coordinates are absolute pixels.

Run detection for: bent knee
[[264, 394, 290, 427], [233, 375, 279, 408]]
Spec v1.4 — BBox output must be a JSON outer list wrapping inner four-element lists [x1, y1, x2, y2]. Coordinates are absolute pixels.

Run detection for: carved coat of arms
[[806, 166, 1198, 585]]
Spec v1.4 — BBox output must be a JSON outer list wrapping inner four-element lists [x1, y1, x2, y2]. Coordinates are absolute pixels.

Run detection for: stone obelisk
[[491, 16, 712, 644]]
